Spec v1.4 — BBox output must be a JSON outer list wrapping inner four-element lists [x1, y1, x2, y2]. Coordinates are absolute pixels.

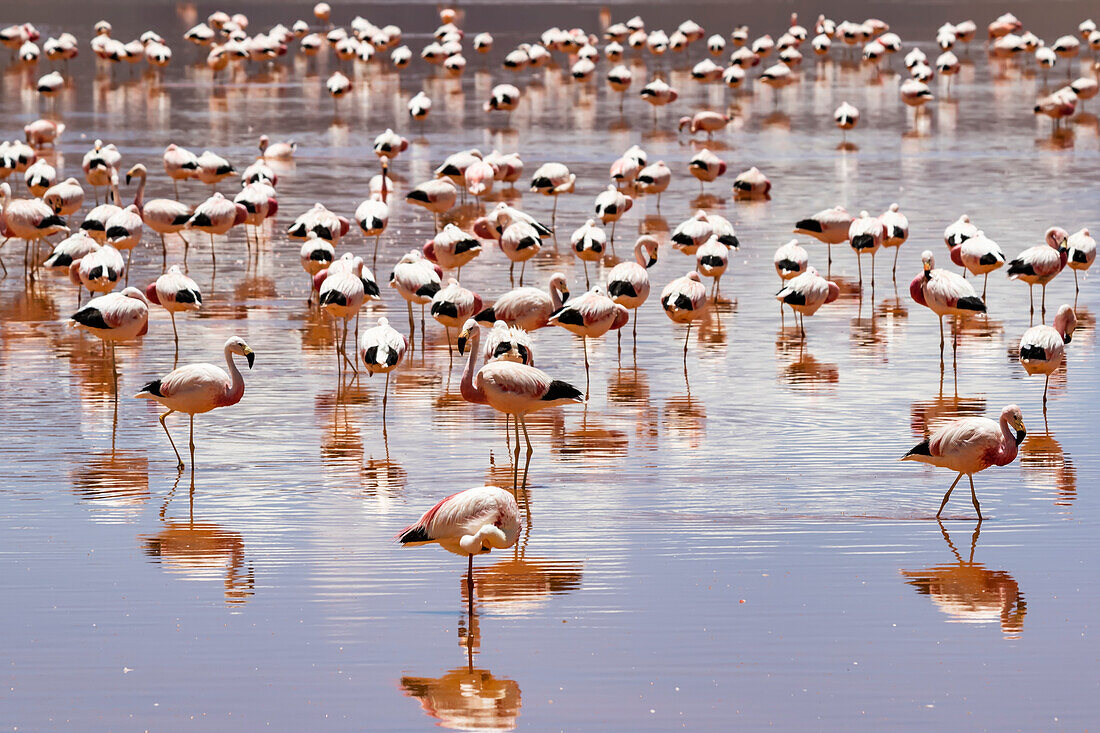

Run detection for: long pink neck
[[459, 329, 487, 404], [550, 281, 564, 310], [633, 241, 647, 266], [994, 416, 1020, 466], [220, 346, 246, 407], [133, 172, 145, 211]]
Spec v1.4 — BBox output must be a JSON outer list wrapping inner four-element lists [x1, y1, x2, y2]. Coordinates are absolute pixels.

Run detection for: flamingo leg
[[188, 414, 196, 472], [582, 259, 590, 289], [160, 233, 167, 270], [382, 372, 390, 430], [170, 311, 179, 367], [1041, 283, 1047, 322], [582, 337, 590, 400], [936, 472, 964, 518], [406, 300, 415, 346], [938, 316, 945, 361], [1043, 374, 1049, 404], [968, 474, 982, 521], [982, 273, 988, 301], [1074, 268, 1079, 295], [856, 252, 863, 287], [159, 410, 184, 470], [511, 411, 521, 495], [1028, 284, 1034, 321], [467, 553, 474, 612], [683, 322, 692, 362], [520, 415, 533, 491], [892, 246, 899, 280]]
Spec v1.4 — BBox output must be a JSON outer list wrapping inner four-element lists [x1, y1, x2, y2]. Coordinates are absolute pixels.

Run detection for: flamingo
[[696, 236, 732, 299], [482, 321, 534, 366], [1066, 228, 1095, 296], [135, 337, 254, 471], [1007, 227, 1069, 321], [944, 214, 978, 252], [407, 91, 431, 123], [489, 203, 551, 240], [424, 224, 481, 278], [300, 233, 335, 305], [529, 163, 575, 220], [189, 193, 245, 267], [42, 178, 85, 217], [548, 285, 628, 397], [397, 486, 521, 601], [258, 134, 296, 160], [0, 181, 69, 279], [43, 230, 99, 286], [794, 205, 852, 265], [671, 210, 713, 256], [635, 161, 671, 208], [677, 111, 729, 139], [104, 204, 143, 283], [848, 210, 884, 289], [732, 166, 771, 198], [326, 71, 352, 108], [569, 219, 607, 288], [24, 159, 56, 197], [1019, 305, 1076, 405], [473, 273, 570, 331], [833, 101, 859, 142], [458, 320, 584, 491], [145, 265, 202, 362], [902, 405, 1026, 520], [661, 271, 709, 360], [911, 251, 987, 363], [163, 144, 199, 197], [320, 257, 378, 373], [195, 150, 235, 190], [773, 239, 809, 283], [499, 221, 541, 285], [70, 244, 125, 298], [286, 203, 349, 245], [608, 235, 658, 345], [485, 151, 523, 189], [82, 139, 120, 204], [124, 163, 191, 268], [950, 231, 1004, 300], [359, 317, 408, 428], [879, 203, 910, 278], [69, 287, 150, 394], [406, 179, 456, 232], [593, 185, 633, 244], [687, 149, 726, 190], [233, 182, 279, 250], [431, 278, 483, 359], [355, 196, 390, 269], [776, 268, 840, 338], [391, 250, 443, 341]]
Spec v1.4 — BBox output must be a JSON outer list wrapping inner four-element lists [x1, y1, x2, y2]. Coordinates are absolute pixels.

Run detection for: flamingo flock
[[0, 5, 1095, 624]]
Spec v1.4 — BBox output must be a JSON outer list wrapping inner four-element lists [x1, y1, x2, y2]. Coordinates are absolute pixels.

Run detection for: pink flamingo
[[0, 180, 69, 279], [458, 319, 584, 490], [359, 316, 408, 428], [104, 204, 143, 283], [529, 162, 575, 221], [794, 205, 852, 265], [635, 161, 671, 208], [286, 203, 349, 245], [773, 239, 809, 282], [848, 210, 884, 288], [548, 285, 629, 397], [69, 243, 125, 299], [910, 250, 987, 364], [499, 221, 541, 285], [776, 267, 840, 338], [902, 405, 1026, 520], [124, 164, 191, 268], [42, 177, 85, 217], [320, 257, 377, 374], [570, 219, 607, 288], [69, 286, 150, 394], [195, 150, 235, 190], [145, 265, 202, 362], [424, 224, 482, 278], [431, 278, 483, 358], [135, 337, 254, 471], [391, 250, 443, 341], [687, 149, 726, 191], [1007, 227, 1069, 321], [355, 195, 389, 267], [671, 210, 713, 255], [949, 231, 1004, 300], [474, 273, 570, 331], [406, 179, 456, 232], [944, 214, 977, 251], [1019, 305, 1076, 405], [732, 166, 771, 199], [300, 234, 335, 305], [594, 184, 633, 244], [678, 111, 729, 139], [1066, 228, 1095, 296], [163, 144, 199, 197], [608, 235, 658, 344], [188, 192, 246, 267], [398, 485, 521, 601], [661, 271, 709, 359], [234, 182, 278, 250], [879, 203, 910, 278]]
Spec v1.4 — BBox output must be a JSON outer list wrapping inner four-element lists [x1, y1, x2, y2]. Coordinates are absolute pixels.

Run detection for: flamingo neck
[[550, 282, 564, 310], [222, 345, 246, 406], [459, 329, 487, 404], [994, 415, 1021, 466], [633, 241, 647, 266], [133, 171, 146, 211]]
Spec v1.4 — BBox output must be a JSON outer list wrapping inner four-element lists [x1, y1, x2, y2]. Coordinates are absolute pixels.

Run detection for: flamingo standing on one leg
[[300, 233, 335, 305], [499, 221, 541, 286], [320, 257, 376, 373], [134, 337, 254, 471], [391, 250, 443, 344], [1007, 227, 1069, 322], [696, 236, 733, 300], [950, 231, 1004, 300], [359, 316, 408, 429], [355, 195, 389, 268], [397, 486, 521, 605], [848, 210, 884, 290], [548, 286, 629, 398], [608, 235, 658, 348], [570, 219, 607, 288], [661, 271, 709, 362], [69, 287, 150, 395], [594, 184, 633, 247], [1019, 304, 1076, 406], [794, 205, 852, 266], [431, 278, 483, 360], [146, 265, 202, 365], [910, 251, 987, 365], [1066, 228, 1095, 298], [879, 203, 910, 279], [458, 320, 584, 492], [901, 405, 1026, 520]]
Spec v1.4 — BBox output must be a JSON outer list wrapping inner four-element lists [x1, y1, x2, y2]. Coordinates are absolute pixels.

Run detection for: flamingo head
[[457, 318, 478, 355], [421, 240, 437, 262], [921, 249, 935, 274], [825, 280, 840, 304], [1045, 226, 1069, 250], [233, 203, 248, 225], [226, 336, 255, 369], [1001, 405, 1026, 444], [1055, 304, 1077, 342]]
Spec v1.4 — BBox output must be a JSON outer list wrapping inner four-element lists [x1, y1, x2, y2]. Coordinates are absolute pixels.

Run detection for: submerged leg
[[189, 414, 196, 470], [159, 410, 184, 470], [968, 474, 982, 521]]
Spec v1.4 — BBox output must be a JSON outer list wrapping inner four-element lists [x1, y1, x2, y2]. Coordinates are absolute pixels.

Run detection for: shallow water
[[2, 2, 1100, 730]]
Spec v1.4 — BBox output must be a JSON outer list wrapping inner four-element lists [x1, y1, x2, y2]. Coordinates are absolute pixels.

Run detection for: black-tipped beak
[[457, 335, 467, 355], [125, 174, 132, 185], [1015, 428, 1026, 446], [560, 290, 570, 303], [1063, 333, 1073, 344], [646, 257, 658, 268], [245, 351, 255, 369]]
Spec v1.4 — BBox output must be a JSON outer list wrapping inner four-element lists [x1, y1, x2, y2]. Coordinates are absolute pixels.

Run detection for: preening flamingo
[[902, 405, 1026, 520], [474, 273, 570, 331], [135, 337, 254, 471], [398, 486, 521, 601]]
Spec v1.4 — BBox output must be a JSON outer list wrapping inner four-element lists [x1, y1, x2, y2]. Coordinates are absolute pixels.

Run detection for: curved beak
[[1063, 333, 1073, 344], [646, 256, 658, 268], [560, 289, 570, 303], [244, 348, 255, 369], [125, 174, 132, 185], [1014, 427, 1026, 446], [457, 331, 469, 355]]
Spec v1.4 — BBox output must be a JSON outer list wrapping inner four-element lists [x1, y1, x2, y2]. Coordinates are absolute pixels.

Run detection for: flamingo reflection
[[1020, 431, 1076, 507], [902, 522, 1026, 638]]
